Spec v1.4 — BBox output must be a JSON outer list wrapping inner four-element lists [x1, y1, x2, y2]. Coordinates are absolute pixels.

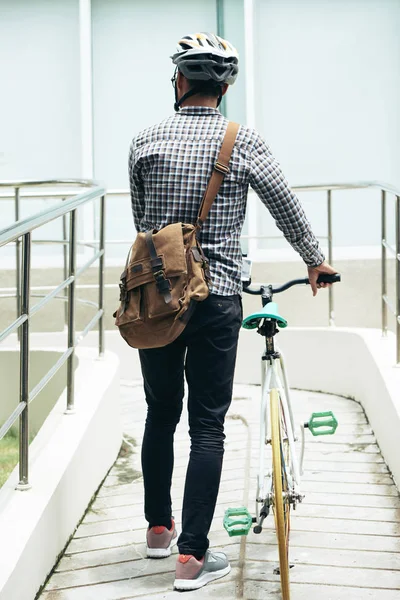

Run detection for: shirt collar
[[177, 106, 221, 116]]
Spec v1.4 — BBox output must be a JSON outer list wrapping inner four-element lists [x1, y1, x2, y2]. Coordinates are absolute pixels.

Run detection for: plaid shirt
[[129, 106, 324, 296]]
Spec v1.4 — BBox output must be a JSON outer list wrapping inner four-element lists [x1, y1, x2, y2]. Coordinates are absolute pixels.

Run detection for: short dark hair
[[187, 79, 222, 98]]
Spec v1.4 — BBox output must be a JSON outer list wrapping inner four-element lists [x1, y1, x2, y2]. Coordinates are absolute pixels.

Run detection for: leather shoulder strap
[[196, 121, 240, 228], [145, 231, 172, 303]]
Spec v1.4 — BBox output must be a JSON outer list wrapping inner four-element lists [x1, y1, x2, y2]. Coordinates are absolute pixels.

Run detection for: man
[[129, 32, 336, 591]]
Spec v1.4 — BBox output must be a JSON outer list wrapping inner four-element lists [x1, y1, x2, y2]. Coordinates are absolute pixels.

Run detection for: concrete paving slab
[[244, 581, 400, 600], [244, 562, 400, 589], [246, 543, 400, 570], [49, 547, 242, 590], [40, 567, 241, 599], [297, 491, 400, 509], [303, 460, 389, 473], [66, 530, 147, 555], [260, 515, 400, 536], [245, 529, 400, 553]]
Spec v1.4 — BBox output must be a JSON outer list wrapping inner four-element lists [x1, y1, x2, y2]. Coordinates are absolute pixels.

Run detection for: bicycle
[[223, 268, 341, 600]]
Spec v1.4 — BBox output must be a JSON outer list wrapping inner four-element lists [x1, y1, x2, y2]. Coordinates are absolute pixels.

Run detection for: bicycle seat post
[[261, 284, 273, 307], [260, 320, 280, 360], [252, 285, 279, 360]]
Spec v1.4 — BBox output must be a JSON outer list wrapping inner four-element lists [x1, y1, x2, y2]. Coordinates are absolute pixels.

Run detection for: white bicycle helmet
[[172, 32, 239, 85], [171, 32, 239, 110]]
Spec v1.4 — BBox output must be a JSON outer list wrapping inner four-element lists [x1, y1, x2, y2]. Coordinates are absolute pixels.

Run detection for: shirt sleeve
[[129, 139, 145, 232], [248, 133, 325, 267]]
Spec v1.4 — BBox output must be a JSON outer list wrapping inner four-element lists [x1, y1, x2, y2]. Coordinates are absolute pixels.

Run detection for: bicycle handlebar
[[243, 273, 341, 295]]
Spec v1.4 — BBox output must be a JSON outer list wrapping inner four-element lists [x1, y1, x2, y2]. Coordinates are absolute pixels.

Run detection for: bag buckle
[[153, 269, 170, 289], [151, 257, 163, 270], [119, 282, 127, 302], [214, 161, 229, 175], [153, 269, 172, 303]]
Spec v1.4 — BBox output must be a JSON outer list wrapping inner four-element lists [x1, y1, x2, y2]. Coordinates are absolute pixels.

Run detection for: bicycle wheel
[[270, 387, 291, 600]]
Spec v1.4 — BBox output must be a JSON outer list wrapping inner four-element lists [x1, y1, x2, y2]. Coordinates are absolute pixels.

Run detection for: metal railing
[[93, 182, 400, 362], [0, 180, 106, 489], [290, 181, 400, 363], [1, 180, 399, 364]]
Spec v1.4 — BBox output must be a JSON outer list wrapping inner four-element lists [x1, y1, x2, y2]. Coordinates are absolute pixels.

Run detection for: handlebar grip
[[316, 273, 341, 284]]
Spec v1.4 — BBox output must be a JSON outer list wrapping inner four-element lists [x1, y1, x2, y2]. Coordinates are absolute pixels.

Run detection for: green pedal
[[223, 507, 253, 537], [306, 411, 338, 436]]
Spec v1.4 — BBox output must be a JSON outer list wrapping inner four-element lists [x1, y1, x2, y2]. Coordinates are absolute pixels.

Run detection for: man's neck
[[180, 97, 218, 109]]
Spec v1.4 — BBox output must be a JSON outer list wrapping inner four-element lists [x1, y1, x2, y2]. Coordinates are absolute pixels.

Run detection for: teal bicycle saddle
[[242, 302, 288, 330]]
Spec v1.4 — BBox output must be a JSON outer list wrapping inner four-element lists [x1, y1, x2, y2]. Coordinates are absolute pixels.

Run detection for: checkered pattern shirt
[[129, 106, 324, 296]]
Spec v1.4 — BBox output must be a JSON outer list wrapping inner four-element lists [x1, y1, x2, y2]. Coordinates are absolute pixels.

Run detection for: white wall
[[92, 0, 218, 190], [252, 0, 400, 251], [0, 0, 81, 181], [0, 347, 121, 600], [91, 0, 248, 253], [237, 327, 400, 488], [222, 0, 247, 124], [2, 0, 399, 261]]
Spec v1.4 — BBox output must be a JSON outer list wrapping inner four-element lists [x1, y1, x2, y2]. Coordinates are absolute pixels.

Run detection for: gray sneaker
[[146, 519, 177, 558], [174, 550, 231, 590]]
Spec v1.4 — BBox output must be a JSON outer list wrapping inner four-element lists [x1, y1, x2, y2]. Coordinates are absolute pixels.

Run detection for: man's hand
[[307, 261, 337, 296]]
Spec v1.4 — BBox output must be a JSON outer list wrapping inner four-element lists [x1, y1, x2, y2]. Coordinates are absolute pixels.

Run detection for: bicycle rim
[[270, 388, 291, 600]]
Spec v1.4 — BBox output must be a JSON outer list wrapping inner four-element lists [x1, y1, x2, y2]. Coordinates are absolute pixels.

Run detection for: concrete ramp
[[39, 382, 400, 600]]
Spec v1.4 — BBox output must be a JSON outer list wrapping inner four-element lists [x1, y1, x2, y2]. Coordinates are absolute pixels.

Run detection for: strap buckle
[[153, 270, 172, 303], [119, 281, 127, 302], [214, 161, 229, 175], [150, 257, 163, 270], [153, 270, 165, 280]]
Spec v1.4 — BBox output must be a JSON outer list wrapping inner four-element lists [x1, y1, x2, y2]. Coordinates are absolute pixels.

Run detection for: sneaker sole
[[147, 536, 177, 558], [174, 564, 231, 590]]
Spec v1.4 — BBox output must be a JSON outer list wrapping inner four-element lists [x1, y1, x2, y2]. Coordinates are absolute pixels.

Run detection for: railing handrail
[[1, 179, 399, 354], [292, 180, 400, 195], [0, 179, 106, 490], [1, 180, 400, 199], [102, 180, 400, 196], [0, 183, 105, 247], [0, 179, 96, 188]]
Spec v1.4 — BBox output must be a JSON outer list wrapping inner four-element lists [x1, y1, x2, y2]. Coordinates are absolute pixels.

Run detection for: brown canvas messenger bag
[[113, 121, 240, 350]]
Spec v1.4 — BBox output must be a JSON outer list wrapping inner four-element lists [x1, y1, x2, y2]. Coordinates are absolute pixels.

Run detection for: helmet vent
[[171, 32, 239, 86]]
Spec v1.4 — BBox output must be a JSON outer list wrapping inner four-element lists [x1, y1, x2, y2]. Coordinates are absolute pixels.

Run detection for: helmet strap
[[174, 86, 203, 112], [173, 75, 224, 112]]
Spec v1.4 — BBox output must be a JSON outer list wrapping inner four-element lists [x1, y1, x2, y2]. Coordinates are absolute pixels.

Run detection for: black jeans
[[139, 293, 242, 558]]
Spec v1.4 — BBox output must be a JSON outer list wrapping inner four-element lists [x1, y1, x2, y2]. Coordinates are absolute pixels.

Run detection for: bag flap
[[125, 223, 189, 290]]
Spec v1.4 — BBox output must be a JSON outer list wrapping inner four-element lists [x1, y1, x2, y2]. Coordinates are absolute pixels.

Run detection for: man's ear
[[221, 83, 229, 97], [177, 71, 187, 93]]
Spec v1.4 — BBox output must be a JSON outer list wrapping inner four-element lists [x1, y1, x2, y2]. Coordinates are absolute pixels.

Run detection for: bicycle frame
[[241, 271, 340, 532], [256, 349, 303, 525]]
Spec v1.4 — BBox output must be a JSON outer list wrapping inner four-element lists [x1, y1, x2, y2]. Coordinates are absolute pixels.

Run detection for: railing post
[[66, 210, 77, 413], [396, 196, 400, 365], [15, 187, 21, 340], [62, 208, 68, 328], [16, 232, 31, 490], [381, 190, 387, 336], [327, 189, 334, 325], [98, 195, 105, 357]]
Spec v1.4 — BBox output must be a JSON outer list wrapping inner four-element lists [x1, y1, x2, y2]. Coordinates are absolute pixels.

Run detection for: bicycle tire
[[270, 387, 291, 600]]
